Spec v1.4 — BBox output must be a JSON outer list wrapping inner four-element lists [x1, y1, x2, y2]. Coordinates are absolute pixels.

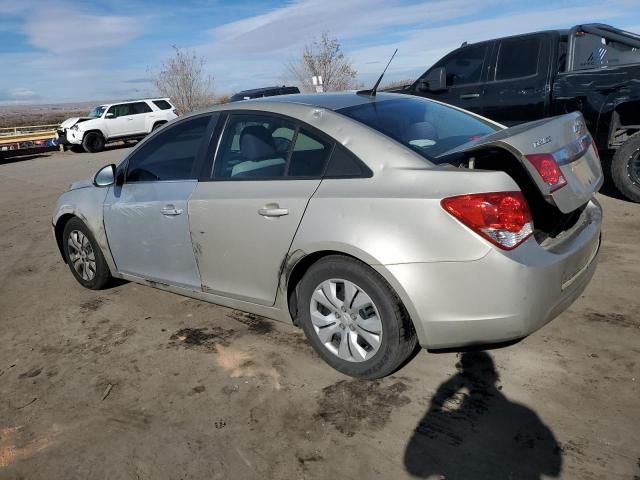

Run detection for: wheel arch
[[54, 213, 76, 263], [82, 129, 105, 140], [283, 247, 425, 344]]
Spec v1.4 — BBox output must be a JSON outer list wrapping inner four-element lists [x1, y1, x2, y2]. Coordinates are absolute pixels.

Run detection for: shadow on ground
[[404, 352, 562, 479]]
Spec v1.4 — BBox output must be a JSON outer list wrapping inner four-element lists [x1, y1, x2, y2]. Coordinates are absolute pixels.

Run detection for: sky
[[1, 0, 639, 104]]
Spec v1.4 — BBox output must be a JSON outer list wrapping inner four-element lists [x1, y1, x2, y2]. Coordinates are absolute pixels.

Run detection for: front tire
[[62, 217, 111, 290], [611, 132, 640, 203], [297, 255, 418, 379], [82, 132, 105, 153]]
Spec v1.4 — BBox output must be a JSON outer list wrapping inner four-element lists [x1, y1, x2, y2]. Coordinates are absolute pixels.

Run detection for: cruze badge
[[532, 136, 552, 148]]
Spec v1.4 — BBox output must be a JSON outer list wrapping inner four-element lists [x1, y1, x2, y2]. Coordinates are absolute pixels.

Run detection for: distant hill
[[0, 100, 112, 128]]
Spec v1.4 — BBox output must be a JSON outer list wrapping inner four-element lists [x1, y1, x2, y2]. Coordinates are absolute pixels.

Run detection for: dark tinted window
[[495, 37, 540, 80], [325, 146, 370, 177], [573, 33, 640, 70], [288, 129, 332, 177], [126, 115, 211, 182], [131, 102, 152, 114], [433, 44, 488, 86], [213, 114, 296, 179], [338, 97, 498, 161], [107, 103, 132, 118], [153, 100, 172, 110]]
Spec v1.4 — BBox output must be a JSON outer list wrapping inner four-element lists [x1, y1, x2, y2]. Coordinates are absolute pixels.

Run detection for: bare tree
[[287, 32, 357, 92], [154, 46, 214, 114]]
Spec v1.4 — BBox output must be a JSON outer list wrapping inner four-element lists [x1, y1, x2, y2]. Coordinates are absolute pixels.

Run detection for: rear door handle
[[161, 205, 183, 216], [258, 205, 289, 217], [460, 93, 481, 99]]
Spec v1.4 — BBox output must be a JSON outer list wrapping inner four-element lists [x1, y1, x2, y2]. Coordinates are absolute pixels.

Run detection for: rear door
[[189, 112, 334, 306], [103, 113, 216, 288], [414, 42, 492, 115], [482, 34, 552, 126], [129, 101, 153, 134]]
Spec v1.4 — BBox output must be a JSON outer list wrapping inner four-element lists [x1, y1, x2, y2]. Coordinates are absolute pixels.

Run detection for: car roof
[[230, 91, 404, 111], [233, 86, 295, 96]]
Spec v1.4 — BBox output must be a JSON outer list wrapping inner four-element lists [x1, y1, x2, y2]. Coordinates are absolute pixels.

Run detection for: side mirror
[[105, 112, 115, 119], [420, 67, 447, 92], [94, 164, 116, 187]]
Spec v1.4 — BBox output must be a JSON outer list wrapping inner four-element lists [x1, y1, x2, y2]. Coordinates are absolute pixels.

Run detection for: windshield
[[337, 97, 499, 161], [87, 106, 106, 118]]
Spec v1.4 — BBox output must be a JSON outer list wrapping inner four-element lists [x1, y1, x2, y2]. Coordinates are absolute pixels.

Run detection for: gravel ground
[[1, 148, 639, 480]]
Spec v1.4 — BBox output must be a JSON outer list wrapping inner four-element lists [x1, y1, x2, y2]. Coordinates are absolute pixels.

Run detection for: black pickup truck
[[397, 24, 640, 202]]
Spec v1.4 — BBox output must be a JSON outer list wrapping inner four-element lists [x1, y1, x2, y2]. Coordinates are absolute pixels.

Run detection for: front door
[[189, 113, 333, 306], [103, 114, 214, 288], [415, 42, 492, 116]]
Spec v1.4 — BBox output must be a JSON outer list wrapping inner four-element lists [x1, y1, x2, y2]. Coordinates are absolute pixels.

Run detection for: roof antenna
[[357, 48, 398, 97]]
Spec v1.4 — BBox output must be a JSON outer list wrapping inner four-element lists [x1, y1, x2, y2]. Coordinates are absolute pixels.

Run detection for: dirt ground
[[0, 148, 638, 480]]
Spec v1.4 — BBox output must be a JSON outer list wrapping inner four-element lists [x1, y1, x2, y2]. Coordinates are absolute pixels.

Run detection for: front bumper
[[377, 200, 602, 349]]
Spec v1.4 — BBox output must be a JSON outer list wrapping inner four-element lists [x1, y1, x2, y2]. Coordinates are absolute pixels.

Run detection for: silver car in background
[[52, 93, 603, 378]]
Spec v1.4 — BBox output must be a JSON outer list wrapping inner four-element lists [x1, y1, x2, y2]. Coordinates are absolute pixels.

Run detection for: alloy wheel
[[627, 148, 640, 186], [67, 230, 96, 281], [309, 278, 383, 362]]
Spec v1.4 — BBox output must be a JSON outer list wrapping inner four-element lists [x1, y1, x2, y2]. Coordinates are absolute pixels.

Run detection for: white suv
[[58, 98, 178, 153]]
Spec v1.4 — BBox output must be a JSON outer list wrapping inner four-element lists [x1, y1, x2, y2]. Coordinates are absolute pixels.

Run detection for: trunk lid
[[445, 112, 603, 213]]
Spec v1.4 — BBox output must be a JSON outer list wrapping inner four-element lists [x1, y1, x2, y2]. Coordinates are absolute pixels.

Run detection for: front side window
[[495, 37, 540, 80], [572, 33, 640, 70], [126, 115, 211, 182], [107, 104, 133, 118], [338, 97, 499, 161], [432, 44, 488, 87]]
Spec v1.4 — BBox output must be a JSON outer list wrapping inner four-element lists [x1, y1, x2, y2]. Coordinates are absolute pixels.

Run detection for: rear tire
[[297, 255, 418, 379], [152, 122, 165, 131], [82, 132, 105, 153], [62, 217, 111, 290], [611, 132, 640, 203]]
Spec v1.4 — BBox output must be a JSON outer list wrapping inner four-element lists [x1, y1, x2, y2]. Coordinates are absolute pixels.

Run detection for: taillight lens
[[525, 153, 567, 192], [441, 192, 534, 250]]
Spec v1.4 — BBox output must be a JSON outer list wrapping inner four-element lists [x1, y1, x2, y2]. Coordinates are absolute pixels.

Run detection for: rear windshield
[[337, 97, 498, 161]]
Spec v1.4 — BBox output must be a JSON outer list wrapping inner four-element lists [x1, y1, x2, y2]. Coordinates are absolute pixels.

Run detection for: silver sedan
[[53, 93, 603, 378]]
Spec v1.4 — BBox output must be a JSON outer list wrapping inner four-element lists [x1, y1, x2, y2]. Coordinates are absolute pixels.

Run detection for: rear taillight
[[525, 154, 567, 192], [441, 192, 534, 250]]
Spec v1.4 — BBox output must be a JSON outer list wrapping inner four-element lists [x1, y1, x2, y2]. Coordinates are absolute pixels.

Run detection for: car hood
[[60, 117, 94, 129], [68, 178, 93, 191]]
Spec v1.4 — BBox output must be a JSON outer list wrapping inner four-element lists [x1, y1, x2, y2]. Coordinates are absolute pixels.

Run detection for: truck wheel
[[296, 255, 418, 379], [82, 132, 105, 153], [152, 122, 165, 131], [611, 132, 640, 203]]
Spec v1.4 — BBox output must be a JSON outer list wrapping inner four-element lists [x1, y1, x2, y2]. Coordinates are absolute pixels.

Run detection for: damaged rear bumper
[[375, 200, 602, 350]]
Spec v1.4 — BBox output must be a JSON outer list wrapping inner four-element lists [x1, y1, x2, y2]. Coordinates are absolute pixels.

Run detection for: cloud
[[23, 8, 144, 54]]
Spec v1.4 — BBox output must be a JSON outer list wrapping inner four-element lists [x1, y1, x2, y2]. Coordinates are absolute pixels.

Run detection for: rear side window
[[573, 33, 640, 70], [213, 114, 296, 179], [288, 129, 332, 177], [432, 44, 488, 87], [131, 102, 152, 114], [495, 37, 540, 80], [212, 114, 334, 179], [126, 115, 211, 182], [153, 100, 172, 110], [325, 146, 371, 178]]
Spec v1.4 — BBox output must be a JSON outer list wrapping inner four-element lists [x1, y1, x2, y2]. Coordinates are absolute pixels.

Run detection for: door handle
[[161, 205, 183, 216], [460, 93, 481, 99], [258, 205, 289, 217]]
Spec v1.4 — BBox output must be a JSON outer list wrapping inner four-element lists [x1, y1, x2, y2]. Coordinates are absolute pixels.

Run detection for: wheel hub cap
[[67, 230, 96, 281], [309, 279, 383, 363]]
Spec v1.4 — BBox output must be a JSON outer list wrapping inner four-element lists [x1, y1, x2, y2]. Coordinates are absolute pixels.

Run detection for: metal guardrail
[[0, 124, 59, 147]]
